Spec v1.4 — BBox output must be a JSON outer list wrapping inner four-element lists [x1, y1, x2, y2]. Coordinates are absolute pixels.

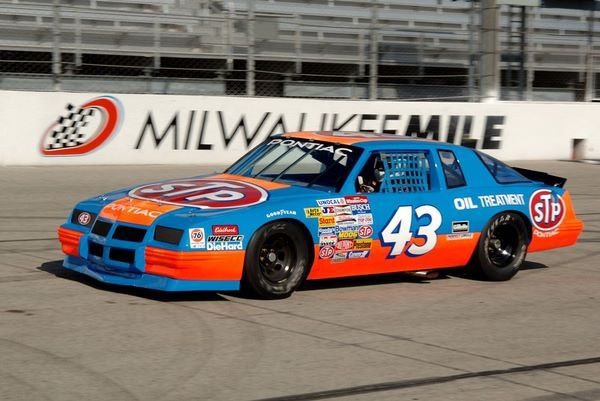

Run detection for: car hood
[[78, 173, 338, 227]]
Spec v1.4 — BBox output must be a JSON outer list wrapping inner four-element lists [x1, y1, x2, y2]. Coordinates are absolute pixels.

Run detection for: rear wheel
[[471, 213, 528, 281], [243, 221, 310, 299]]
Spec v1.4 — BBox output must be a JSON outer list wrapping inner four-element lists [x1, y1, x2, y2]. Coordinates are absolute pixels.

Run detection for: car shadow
[[445, 260, 548, 282], [37, 260, 229, 302], [520, 260, 549, 271], [38, 259, 548, 300], [298, 271, 451, 292], [221, 272, 451, 300]]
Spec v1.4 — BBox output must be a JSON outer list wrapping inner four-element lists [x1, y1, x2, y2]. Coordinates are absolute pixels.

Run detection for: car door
[[365, 149, 458, 274], [307, 147, 478, 280]]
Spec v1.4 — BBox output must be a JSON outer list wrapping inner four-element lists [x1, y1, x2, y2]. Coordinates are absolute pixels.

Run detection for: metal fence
[[1, 0, 599, 101]]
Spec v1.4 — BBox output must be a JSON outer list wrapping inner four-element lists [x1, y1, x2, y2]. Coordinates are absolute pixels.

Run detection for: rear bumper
[[529, 218, 584, 252], [528, 191, 584, 253], [63, 255, 240, 291]]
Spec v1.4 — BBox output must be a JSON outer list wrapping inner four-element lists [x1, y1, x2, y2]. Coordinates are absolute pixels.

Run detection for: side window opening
[[438, 150, 467, 188], [356, 151, 431, 193], [476, 151, 530, 184]]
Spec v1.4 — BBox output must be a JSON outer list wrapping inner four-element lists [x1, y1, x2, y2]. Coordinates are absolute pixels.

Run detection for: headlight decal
[[154, 226, 184, 245], [71, 209, 97, 227]]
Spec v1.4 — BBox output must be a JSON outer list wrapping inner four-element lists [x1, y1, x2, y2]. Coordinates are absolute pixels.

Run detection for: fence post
[[418, 33, 424, 76], [525, 7, 534, 100], [369, 1, 378, 100], [226, 2, 234, 70], [52, 0, 61, 90], [295, 14, 302, 74], [153, 17, 161, 71], [358, 30, 365, 77], [585, 5, 595, 101], [480, 0, 499, 101], [468, 0, 477, 101], [247, 0, 255, 96], [75, 10, 82, 68], [518, 6, 526, 100]]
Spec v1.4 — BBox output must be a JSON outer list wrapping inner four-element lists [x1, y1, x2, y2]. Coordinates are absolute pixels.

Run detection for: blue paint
[[63, 256, 239, 291], [59, 132, 567, 292]]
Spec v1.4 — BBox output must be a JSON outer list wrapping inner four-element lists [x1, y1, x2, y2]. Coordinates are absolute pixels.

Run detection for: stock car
[[58, 131, 584, 298]]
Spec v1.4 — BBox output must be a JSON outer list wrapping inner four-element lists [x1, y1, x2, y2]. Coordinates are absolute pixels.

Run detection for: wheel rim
[[258, 233, 297, 283], [487, 223, 519, 268]]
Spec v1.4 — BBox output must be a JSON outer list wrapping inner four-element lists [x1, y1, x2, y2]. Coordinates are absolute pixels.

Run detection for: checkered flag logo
[[40, 96, 123, 157], [46, 104, 97, 150]]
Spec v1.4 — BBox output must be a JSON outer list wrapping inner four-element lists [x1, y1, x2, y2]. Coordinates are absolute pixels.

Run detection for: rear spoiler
[[512, 167, 566, 188]]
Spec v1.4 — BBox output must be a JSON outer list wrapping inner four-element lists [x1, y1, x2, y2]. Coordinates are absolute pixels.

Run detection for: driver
[[358, 155, 385, 193]]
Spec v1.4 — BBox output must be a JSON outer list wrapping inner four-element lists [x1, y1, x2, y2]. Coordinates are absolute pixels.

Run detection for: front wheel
[[243, 221, 310, 299], [470, 212, 529, 281]]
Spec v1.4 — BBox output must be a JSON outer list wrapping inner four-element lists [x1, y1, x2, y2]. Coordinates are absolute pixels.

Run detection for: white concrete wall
[[1, 90, 598, 166]]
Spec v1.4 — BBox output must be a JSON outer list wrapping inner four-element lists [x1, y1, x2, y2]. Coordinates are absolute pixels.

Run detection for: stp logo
[[129, 178, 268, 209], [40, 96, 123, 156], [319, 246, 334, 259], [529, 189, 566, 231], [358, 225, 373, 238]]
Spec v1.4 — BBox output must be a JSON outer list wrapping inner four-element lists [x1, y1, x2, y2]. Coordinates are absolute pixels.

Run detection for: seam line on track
[[0, 238, 57, 243], [251, 356, 600, 401]]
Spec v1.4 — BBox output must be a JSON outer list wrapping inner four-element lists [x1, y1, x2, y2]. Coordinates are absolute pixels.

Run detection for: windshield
[[226, 137, 363, 191]]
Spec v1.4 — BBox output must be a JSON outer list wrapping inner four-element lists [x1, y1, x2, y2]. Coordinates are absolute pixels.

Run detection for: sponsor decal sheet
[[308, 195, 374, 263]]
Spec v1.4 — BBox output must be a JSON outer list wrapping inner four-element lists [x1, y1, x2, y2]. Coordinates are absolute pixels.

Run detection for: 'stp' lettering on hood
[[129, 178, 269, 209]]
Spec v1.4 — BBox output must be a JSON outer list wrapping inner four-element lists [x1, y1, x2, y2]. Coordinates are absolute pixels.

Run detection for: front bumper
[[58, 225, 243, 292], [63, 255, 240, 291]]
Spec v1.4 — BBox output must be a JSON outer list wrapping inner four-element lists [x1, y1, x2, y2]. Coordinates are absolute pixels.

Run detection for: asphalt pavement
[[0, 161, 599, 401]]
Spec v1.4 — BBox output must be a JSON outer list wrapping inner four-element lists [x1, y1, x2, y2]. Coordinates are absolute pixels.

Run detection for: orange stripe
[[283, 132, 365, 145], [145, 247, 245, 281], [529, 191, 584, 252], [58, 226, 83, 257], [212, 173, 290, 190], [282, 131, 404, 145], [99, 198, 180, 226], [307, 234, 480, 280]]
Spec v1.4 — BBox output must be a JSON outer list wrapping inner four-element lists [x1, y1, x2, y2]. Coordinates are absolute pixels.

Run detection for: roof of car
[[281, 131, 442, 147]]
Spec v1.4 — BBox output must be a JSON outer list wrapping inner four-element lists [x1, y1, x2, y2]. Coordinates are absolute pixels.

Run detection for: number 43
[[381, 205, 442, 257]]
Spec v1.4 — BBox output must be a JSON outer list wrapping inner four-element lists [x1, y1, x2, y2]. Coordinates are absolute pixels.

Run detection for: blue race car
[[59, 131, 583, 298]]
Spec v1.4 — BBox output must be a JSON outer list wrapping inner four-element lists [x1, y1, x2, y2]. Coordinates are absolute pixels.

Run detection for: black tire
[[242, 221, 310, 299], [470, 212, 528, 281]]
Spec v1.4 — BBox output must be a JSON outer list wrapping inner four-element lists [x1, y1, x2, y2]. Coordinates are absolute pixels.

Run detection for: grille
[[91, 220, 112, 237], [109, 248, 135, 264], [89, 241, 103, 257], [113, 225, 147, 242]]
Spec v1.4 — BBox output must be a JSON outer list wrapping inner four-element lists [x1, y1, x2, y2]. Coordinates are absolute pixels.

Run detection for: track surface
[[0, 161, 599, 401]]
